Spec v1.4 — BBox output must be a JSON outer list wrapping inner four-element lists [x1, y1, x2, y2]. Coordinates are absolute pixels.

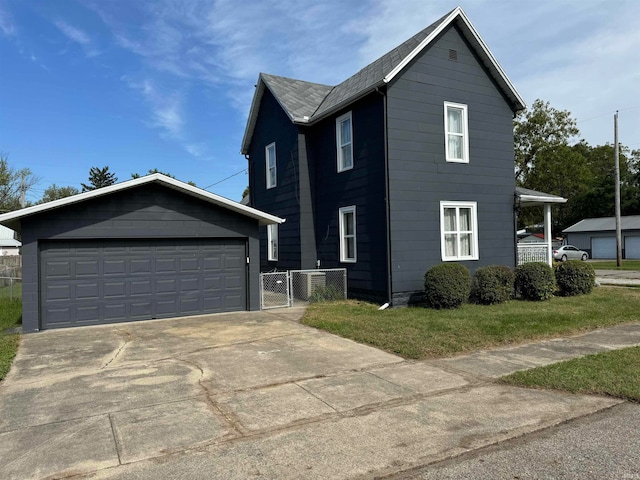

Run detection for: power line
[[202, 169, 247, 191]]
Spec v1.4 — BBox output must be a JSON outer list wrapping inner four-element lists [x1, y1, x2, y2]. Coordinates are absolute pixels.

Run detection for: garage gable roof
[[0, 174, 285, 232], [563, 215, 640, 233]]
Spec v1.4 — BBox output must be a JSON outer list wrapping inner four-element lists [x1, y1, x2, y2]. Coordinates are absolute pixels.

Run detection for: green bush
[[424, 263, 471, 309], [514, 262, 556, 301], [470, 265, 514, 305], [555, 260, 595, 296]]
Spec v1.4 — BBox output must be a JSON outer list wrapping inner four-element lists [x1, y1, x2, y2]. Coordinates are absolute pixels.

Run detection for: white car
[[553, 245, 588, 262]]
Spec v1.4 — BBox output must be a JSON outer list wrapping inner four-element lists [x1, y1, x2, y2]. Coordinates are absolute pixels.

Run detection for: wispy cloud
[[0, 3, 15, 36], [54, 19, 100, 57]]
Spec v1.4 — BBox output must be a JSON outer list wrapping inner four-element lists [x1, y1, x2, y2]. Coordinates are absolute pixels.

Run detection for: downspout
[[376, 86, 393, 306]]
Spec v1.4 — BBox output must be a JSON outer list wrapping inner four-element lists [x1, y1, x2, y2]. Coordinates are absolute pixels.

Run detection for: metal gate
[[260, 269, 347, 309]]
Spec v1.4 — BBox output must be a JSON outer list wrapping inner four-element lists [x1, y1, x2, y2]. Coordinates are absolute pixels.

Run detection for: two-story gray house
[[241, 6, 526, 305]]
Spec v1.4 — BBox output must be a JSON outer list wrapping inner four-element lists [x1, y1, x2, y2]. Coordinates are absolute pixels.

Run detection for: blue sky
[[1, 0, 639, 204]]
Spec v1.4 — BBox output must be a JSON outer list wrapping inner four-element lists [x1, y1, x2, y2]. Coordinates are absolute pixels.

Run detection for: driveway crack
[[177, 358, 246, 437], [108, 413, 123, 465], [101, 330, 133, 369]]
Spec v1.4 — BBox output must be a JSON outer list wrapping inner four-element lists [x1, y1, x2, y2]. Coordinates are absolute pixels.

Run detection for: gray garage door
[[591, 237, 616, 259], [626, 236, 640, 259], [40, 238, 246, 329]]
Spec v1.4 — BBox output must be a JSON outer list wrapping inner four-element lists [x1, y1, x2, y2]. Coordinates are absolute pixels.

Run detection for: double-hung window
[[336, 112, 353, 172], [339, 206, 356, 262], [444, 102, 469, 163], [440, 201, 478, 261], [266, 142, 277, 189], [267, 224, 278, 261]]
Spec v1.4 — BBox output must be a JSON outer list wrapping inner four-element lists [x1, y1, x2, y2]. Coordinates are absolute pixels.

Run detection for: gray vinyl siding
[[565, 230, 640, 258], [386, 25, 516, 303], [20, 184, 260, 332], [309, 94, 388, 299], [248, 89, 302, 271]]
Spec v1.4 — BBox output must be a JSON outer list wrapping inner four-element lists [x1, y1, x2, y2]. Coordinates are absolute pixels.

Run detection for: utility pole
[[20, 172, 26, 209], [614, 111, 622, 267]]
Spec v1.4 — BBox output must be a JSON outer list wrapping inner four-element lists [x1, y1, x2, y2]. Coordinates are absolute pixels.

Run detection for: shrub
[[514, 262, 556, 301], [424, 263, 471, 309], [309, 285, 344, 303], [470, 265, 514, 305], [555, 260, 595, 296]]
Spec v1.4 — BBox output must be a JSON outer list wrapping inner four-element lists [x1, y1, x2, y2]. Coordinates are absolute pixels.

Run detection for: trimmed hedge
[[555, 260, 596, 296], [424, 263, 471, 309], [470, 265, 514, 305], [514, 262, 556, 301]]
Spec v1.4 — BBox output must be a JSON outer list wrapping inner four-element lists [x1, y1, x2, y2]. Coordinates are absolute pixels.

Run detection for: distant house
[[242, 7, 559, 305], [563, 216, 640, 259], [519, 233, 545, 243], [0, 225, 21, 256]]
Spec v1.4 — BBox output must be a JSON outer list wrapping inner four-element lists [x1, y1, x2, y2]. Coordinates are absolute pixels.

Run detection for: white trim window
[[440, 201, 478, 261], [265, 142, 277, 189], [336, 112, 353, 172], [339, 206, 357, 262], [444, 102, 469, 163], [267, 224, 278, 261]]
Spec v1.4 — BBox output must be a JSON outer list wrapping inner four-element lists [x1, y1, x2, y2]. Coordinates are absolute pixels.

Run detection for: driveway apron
[[0, 308, 622, 480]]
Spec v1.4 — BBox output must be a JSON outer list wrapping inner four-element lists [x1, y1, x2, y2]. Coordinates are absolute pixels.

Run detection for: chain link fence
[[260, 268, 347, 309], [0, 277, 22, 301], [0, 258, 22, 301]]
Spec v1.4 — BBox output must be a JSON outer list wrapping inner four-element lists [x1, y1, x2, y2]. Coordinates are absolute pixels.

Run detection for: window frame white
[[265, 142, 277, 189], [439, 201, 479, 261], [339, 205, 357, 263], [336, 111, 353, 172], [267, 223, 278, 261], [443, 102, 469, 163]]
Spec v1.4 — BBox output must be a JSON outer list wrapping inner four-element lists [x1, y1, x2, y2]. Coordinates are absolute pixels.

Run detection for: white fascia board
[[0, 174, 285, 227], [241, 76, 266, 155], [519, 194, 568, 205], [383, 6, 526, 111]]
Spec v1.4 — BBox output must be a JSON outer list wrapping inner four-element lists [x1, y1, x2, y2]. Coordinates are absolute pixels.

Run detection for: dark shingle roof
[[261, 74, 333, 121], [563, 216, 640, 233], [312, 11, 450, 118], [241, 6, 525, 154]]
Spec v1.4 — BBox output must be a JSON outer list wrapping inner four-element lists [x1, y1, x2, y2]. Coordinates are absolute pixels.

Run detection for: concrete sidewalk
[[595, 269, 640, 286], [0, 309, 638, 480]]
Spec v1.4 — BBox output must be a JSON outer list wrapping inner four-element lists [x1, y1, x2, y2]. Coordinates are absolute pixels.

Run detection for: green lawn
[[301, 287, 640, 359], [0, 296, 21, 381], [500, 346, 640, 402], [0, 280, 22, 300], [591, 260, 640, 271]]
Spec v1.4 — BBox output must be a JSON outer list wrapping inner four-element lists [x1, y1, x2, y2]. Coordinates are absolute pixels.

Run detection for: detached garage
[[563, 215, 640, 260], [0, 174, 284, 332]]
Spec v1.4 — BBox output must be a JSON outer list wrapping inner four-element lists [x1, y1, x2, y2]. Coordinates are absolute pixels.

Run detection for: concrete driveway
[[0, 308, 621, 479]]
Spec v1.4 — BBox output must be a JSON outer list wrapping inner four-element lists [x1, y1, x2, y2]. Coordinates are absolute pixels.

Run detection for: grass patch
[[0, 297, 22, 381], [591, 260, 640, 271], [500, 347, 640, 402], [0, 281, 22, 299], [301, 287, 640, 359]]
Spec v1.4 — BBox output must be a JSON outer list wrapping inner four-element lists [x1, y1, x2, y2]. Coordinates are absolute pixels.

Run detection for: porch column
[[544, 204, 552, 266]]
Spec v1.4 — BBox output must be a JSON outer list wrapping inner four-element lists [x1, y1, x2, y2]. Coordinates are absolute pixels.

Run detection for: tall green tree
[[0, 153, 39, 212], [81, 166, 118, 192], [37, 184, 80, 204], [514, 99, 579, 185]]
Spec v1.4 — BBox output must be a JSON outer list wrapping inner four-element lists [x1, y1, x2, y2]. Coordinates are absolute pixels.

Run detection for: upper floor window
[[339, 205, 357, 262], [440, 201, 478, 261], [444, 102, 469, 163], [267, 224, 278, 261], [336, 112, 353, 172], [266, 142, 277, 189]]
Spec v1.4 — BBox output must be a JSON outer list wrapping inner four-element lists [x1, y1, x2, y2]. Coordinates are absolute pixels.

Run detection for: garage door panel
[[592, 237, 616, 259], [40, 238, 247, 329], [626, 237, 640, 259]]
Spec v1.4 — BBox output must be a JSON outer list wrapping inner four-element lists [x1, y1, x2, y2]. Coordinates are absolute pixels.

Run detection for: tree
[[242, 185, 249, 198], [0, 153, 39, 212], [81, 166, 118, 192], [131, 168, 196, 186], [37, 184, 80, 204], [514, 99, 580, 184]]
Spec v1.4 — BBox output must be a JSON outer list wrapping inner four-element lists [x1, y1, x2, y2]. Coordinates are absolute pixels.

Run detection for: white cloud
[[0, 3, 15, 36], [54, 19, 101, 57]]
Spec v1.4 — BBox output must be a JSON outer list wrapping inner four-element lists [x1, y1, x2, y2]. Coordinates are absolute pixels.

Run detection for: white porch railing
[[517, 244, 550, 265]]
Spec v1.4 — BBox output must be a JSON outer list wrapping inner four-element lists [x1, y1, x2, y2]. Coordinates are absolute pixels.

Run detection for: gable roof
[[563, 215, 640, 233], [0, 174, 285, 233], [241, 6, 526, 154]]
